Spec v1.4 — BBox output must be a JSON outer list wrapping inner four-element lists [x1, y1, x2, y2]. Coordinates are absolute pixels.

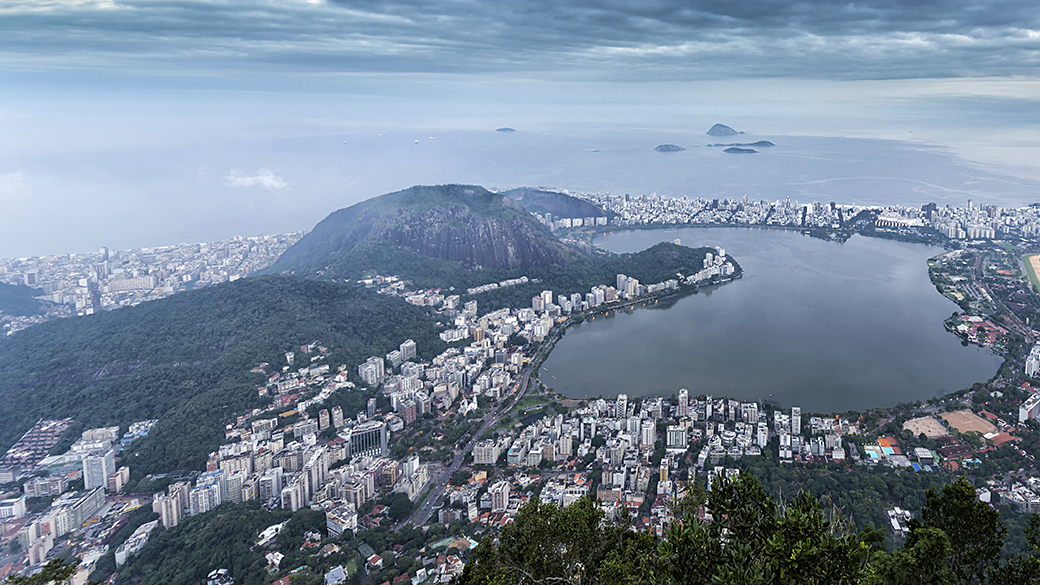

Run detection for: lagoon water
[[540, 228, 1004, 412]]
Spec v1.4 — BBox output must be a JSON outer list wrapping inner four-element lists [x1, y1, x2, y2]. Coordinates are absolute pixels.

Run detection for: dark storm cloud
[[1, 0, 1038, 79]]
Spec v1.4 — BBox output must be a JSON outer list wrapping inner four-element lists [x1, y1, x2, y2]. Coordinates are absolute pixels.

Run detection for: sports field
[[1024, 254, 1040, 291], [940, 410, 997, 436], [902, 416, 949, 438]]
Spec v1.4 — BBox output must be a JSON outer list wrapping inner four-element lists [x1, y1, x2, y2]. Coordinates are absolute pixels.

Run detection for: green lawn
[[1023, 254, 1040, 291]]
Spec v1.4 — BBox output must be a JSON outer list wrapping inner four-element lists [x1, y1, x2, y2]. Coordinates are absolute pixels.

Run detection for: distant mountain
[[268, 184, 582, 279], [654, 144, 685, 152], [0, 275, 446, 472], [0, 282, 46, 317], [724, 147, 757, 154], [495, 127, 516, 133], [709, 141, 774, 148], [707, 124, 741, 136], [503, 188, 607, 220]]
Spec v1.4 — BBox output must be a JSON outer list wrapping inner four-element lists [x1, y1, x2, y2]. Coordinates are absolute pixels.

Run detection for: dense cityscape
[[2, 191, 1040, 585], [0, 232, 305, 337]]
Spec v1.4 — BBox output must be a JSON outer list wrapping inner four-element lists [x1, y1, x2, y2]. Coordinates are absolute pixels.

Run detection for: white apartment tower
[[615, 394, 628, 419], [83, 449, 115, 491], [677, 388, 689, 418], [791, 407, 802, 435], [399, 339, 417, 362]]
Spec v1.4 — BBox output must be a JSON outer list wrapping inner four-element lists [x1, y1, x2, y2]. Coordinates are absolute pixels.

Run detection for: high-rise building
[[541, 290, 554, 308], [367, 398, 377, 419], [757, 422, 769, 448], [615, 394, 628, 419], [791, 407, 802, 435], [1026, 344, 1040, 377], [400, 339, 417, 361], [83, 449, 115, 491], [489, 481, 510, 512], [196, 469, 228, 503], [1020, 393, 1040, 423], [666, 425, 687, 449], [677, 389, 689, 418], [318, 409, 330, 431], [358, 357, 385, 387], [640, 420, 657, 447], [169, 481, 190, 512], [473, 440, 499, 465], [532, 295, 545, 312], [348, 421, 388, 458], [258, 468, 284, 502], [189, 484, 222, 516], [331, 406, 344, 429], [158, 493, 181, 528]]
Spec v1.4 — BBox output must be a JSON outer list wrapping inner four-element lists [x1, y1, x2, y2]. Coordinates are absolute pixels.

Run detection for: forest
[[0, 281, 45, 316], [0, 275, 446, 473]]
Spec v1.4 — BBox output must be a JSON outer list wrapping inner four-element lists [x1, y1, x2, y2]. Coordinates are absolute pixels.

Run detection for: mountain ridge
[[269, 184, 582, 278]]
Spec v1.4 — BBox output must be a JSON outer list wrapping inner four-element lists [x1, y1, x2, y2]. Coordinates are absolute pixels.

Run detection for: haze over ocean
[[2, 0, 1039, 257]]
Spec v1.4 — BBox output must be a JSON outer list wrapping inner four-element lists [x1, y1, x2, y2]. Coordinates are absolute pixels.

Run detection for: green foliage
[[907, 478, 1006, 585], [459, 475, 872, 585], [114, 501, 288, 585], [450, 471, 473, 486], [387, 492, 415, 522], [0, 275, 446, 474], [455, 474, 1040, 585], [0, 282, 46, 317], [3, 559, 77, 585]]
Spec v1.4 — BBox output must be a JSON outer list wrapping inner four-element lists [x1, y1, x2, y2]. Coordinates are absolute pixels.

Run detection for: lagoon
[[540, 227, 1004, 412]]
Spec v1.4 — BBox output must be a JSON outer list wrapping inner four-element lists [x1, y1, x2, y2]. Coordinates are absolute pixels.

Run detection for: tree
[[387, 493, 414, 522], [867, 528, 957, 585], [3, 559, 78, 585], [906, 477, 1006, 585], [659, 474, 872, 585]]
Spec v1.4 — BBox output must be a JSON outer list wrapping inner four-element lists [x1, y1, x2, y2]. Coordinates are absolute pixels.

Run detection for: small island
[[724, 147, 757, 154], [709, 141, 775, 148], [707, 123, 741, 136], [654, 144, 686, 152], [495, 127, 516, 133]]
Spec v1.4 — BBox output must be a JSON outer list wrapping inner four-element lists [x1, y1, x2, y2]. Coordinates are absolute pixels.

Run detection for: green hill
[[502, 188, 608, 220], [0, 282, 46, 316], [268, 184, 582, 279], [0, 275, 446, 472]]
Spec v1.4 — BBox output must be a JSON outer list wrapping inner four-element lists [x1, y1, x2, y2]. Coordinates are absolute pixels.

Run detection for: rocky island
[[709, 140, 774, 148], [654, 144, 686, 152], [707, 123, 743, 136]]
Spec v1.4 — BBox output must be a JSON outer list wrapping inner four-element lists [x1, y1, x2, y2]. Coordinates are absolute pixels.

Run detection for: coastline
[[539, 224, 1008, 416]]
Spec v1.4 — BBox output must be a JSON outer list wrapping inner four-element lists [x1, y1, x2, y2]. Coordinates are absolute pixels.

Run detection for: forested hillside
[[0, 282, 45, 316], [0, 275, 445, 472]]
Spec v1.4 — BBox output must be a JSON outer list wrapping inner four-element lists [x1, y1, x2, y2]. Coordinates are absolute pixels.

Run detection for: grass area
[[504, 396, 550, 417], [1023, 254, 1040, 291], [998, 242, 1025, 253]]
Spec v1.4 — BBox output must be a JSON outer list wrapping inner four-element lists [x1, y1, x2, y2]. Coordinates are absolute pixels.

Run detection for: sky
[[1, 0, 1039, 257]]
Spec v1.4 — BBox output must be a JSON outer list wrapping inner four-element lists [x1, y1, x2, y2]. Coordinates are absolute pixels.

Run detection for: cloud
[[222, 169, 288, 191], [0, 0, 1036, 80], [0, 171, 28, 200]]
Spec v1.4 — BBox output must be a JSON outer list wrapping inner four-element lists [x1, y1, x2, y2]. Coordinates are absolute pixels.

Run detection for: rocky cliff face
[[374, 199, 572, 269], [270, 184, 579, 275]]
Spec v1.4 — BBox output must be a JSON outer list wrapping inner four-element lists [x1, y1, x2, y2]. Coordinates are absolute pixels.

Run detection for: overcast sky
[[1, 0, 1039, 256]]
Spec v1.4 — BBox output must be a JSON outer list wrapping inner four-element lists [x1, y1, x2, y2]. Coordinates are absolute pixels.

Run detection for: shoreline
[[533, 225, 1005, 417]]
